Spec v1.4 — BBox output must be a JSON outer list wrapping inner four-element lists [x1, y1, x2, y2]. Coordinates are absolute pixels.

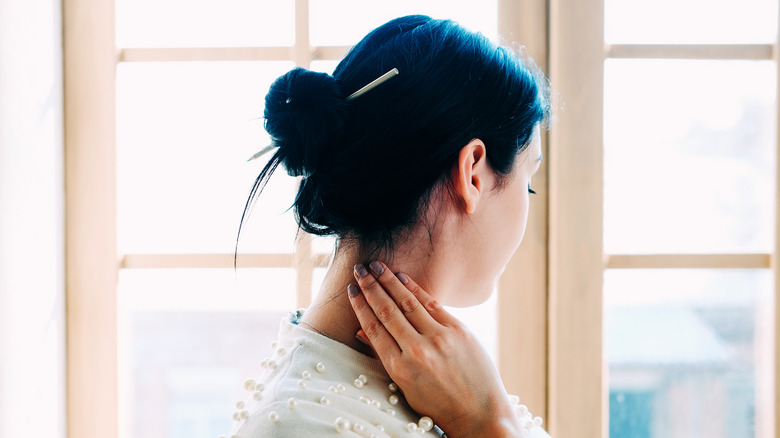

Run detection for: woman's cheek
[[511, 189, 531, 246]]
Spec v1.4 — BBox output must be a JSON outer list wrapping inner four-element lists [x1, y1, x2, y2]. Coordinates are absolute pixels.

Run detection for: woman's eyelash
[[528, 185, 536, 195]]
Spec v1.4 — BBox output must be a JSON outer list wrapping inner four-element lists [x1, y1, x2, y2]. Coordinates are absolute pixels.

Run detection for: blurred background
[[0, 0, 777, 437]]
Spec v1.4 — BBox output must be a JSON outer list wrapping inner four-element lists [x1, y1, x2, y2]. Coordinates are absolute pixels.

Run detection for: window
[[547, 0, 777, 437], [602, 1, 777, 436]]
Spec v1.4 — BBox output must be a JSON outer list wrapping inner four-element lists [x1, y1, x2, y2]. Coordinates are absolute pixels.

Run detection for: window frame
[[64, 0, 119, 437], [547, 0, 605, 435]]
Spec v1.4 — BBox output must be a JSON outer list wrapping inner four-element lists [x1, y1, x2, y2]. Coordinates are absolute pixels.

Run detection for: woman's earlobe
[[454, 139, 487, 214]]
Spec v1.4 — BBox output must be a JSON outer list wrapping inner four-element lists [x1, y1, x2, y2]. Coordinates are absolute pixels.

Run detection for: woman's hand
[[347, 261, 523, 438]]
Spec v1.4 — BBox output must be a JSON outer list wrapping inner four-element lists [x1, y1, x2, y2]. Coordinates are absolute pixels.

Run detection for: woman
[[226, 15, 550, 438]]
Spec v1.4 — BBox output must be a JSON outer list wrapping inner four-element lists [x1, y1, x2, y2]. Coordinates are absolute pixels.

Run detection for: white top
[[222, 311, 551, 438]]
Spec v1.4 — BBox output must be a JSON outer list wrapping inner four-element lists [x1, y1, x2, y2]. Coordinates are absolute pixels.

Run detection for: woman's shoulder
[[222, 313, 442, 438]]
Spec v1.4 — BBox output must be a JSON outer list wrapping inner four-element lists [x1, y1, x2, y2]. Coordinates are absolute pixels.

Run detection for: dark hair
[[238, 15, 549, 253]]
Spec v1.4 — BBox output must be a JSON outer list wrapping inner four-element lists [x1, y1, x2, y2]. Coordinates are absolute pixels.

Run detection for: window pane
[[309, 0, 498, 46], [311, 235, 337, 254], [447, 290, 498, 365], [311, 60, 339, 74], [312, 267, 328, 297], [604, 269, 773, 438], [604, 60, 776, 254], [117, 61, 299, 254], [605, 0, 777, 44], [116, 0, 295, 48], [118, 268, 296, 438]]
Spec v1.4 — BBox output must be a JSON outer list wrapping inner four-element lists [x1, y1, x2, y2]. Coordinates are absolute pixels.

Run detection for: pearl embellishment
[[218, 317, 551, 438], [334, 417, 351, 432], [418, 416, 433, 432]]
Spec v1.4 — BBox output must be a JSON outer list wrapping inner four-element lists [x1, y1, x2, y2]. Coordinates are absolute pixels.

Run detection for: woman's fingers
[[347, 283, 401, 360], [352, 263, 422, 342], [355, 329, 376, 355], [350, 263, 519, 438], [358, 261, 438, 333], [391, 271, 457, 328]]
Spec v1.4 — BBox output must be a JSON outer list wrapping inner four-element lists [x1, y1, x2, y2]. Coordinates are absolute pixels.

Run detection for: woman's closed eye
[[527, 185, 536, 195]]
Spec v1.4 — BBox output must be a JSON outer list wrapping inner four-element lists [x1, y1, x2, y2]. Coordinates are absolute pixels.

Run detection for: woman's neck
[[299, 235, 448, 355]]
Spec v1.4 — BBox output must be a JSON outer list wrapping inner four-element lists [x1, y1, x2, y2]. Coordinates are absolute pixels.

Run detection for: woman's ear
[[453, 139, 489, 214]]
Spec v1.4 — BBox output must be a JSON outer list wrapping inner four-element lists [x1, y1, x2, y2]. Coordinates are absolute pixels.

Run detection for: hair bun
[[264, 68, 347, 177]]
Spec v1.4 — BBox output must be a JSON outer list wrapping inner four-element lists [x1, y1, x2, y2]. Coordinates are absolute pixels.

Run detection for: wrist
[[480, 415, 523, 438], [446, 417, 521, 438], [445, 403, 523, 438]]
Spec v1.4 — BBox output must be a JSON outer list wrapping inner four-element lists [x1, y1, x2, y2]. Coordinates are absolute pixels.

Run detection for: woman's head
[[242, 15, 549, 268]]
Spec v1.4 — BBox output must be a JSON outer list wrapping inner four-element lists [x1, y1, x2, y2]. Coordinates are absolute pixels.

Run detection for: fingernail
[[354, 263, 369, 278], [347, 284, 361, 298], [355, 333, 370, 346], [397, 273, 409, 284], [369, 261, 384, 276]]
